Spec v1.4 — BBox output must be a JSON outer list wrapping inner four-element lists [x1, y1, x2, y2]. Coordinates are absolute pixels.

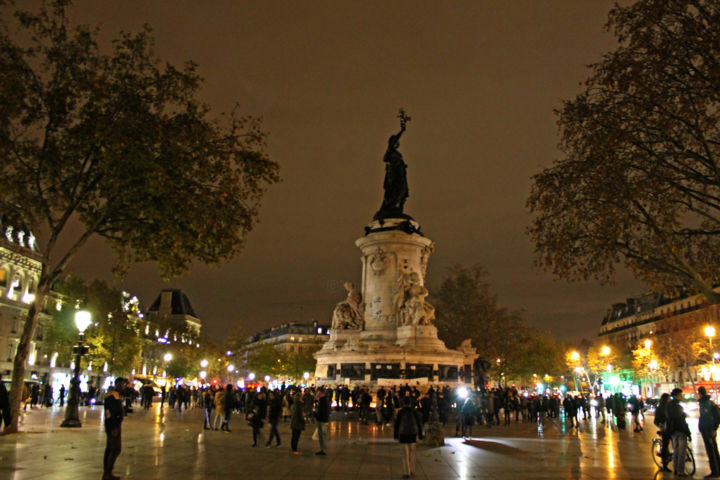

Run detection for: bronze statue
[[374, 109, 411, 221]]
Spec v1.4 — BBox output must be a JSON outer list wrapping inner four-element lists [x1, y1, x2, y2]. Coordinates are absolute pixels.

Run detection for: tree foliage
[[245, 343, 320, 381], [527, 0, 720, 303], [432, 264, 564, 384], [44, 276, 143, 375], [0, 0, 278, 432]]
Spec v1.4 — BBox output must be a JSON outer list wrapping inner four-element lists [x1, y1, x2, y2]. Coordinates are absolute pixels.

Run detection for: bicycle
[[651, 430, 695, 475]]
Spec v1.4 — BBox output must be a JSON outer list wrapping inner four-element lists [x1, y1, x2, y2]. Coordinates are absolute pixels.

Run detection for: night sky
[[44, 1, 643, 343]]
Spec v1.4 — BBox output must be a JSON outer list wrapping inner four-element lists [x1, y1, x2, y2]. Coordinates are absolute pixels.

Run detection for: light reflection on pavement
[[0, 403, 713, 479]]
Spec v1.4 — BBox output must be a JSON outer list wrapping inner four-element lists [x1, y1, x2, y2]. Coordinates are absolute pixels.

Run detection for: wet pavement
[[0, 403, 714, 479]]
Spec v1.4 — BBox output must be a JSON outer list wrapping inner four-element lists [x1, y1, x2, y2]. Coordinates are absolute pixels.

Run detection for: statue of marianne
[[374, 109, 411, 221]]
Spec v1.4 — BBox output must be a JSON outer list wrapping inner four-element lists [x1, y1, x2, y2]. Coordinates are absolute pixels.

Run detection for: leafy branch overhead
[[0, 1, 280, 279], [0, 0, 278, 433], [527, 0, 720, 302]]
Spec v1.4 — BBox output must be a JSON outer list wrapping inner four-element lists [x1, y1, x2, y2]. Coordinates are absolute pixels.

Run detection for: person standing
[[203, 388, 214, 430], [667, 388, 691, 476], [103, 378, 126, 480], [0, 374, 11, 429], [394, 396, 424, 479], [315, 387, 330, 455], [654, 393, 672, 472], [250, 390, 267, 447], [160, 385, 166, 409], [266, 390, 282, 447], [58, 384, 65, 407], [213, 387, 226, 431], [698, 386, 720, 478], [290, 392, 305, 455], [222, 384, 234, 432]]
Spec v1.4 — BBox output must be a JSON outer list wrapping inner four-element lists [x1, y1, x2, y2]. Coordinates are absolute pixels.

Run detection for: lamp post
[[706, 326, 717, 400], [61, 310, 92, 428]]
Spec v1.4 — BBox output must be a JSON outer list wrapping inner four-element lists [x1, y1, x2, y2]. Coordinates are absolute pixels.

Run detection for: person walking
[[698, 386, 720, 478], [314, 387, 330, 455], [667, 388, 691, 476], [202, 388, 214, 430], [103, 378, 126, 480], [394, 396, 424, 479], [290, 392, 305, 455]]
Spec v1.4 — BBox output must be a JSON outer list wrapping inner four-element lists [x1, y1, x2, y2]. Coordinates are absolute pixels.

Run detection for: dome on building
[[147, 289, 198, 317]]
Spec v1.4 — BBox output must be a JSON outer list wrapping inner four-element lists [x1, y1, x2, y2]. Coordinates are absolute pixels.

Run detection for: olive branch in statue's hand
[[397, 108, 412, 131]]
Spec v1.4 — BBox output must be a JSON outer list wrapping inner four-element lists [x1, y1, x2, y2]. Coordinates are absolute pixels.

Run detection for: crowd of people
[[8, 375, 720, 479]]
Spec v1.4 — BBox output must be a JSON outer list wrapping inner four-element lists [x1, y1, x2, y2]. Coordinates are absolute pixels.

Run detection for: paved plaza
[[0, 403, 714, 480]]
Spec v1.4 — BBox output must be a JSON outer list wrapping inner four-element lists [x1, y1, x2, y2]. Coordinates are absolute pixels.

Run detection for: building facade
[[245, 320, 330, 353], [0, 220, 57, 381], [599, 288, 720, 394]]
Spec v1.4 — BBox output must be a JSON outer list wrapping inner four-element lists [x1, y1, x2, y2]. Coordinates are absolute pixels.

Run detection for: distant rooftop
[[0, 210, 40, 253]]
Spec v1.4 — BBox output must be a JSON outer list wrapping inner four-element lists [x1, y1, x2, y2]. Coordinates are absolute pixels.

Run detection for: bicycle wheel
[[684, 446, 695, 476], [651, 439, 664, 469]]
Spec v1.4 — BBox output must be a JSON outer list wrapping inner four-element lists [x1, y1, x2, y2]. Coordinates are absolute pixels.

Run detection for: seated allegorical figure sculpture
[[331, 282, 364, 330], [397, 272, 435, 326]]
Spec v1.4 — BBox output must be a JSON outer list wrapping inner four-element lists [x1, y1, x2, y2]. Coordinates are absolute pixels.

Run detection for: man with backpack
[[698, 386, 720, 478]]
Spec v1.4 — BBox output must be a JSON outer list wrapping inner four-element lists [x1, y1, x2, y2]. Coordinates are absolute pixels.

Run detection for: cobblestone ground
[[0, 403, 713, 480]]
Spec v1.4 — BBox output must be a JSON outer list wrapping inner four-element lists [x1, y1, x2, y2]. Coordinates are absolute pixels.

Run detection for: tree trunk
[[4, 290, 45, 434], [684, 361, 697, 395]]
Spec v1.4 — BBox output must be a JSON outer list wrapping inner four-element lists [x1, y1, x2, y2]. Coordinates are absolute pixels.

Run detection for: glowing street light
[[570, 351, 580, 361], [163, 352, 172, 362], [200, 359, 209, 368], [264, 375, 271, 383], [644, 339, 652, 350], [227, 364, 235, 373], [601, 345, 611, 356], [303, 372, 310, 381], [61, 310, 92, 428], [248, 372, 256, 381], [199, 370, 207, 379]]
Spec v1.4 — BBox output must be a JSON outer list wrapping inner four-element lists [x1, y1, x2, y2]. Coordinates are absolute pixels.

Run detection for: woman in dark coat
[[290, 392, 305, 455], [394, 396, 423, 479]]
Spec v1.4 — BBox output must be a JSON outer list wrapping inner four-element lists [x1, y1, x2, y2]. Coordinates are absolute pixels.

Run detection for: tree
[[43, 276, 143, 375], [527, 0, 720, 303], [0, 1, 279, 432], [503, 330, 565, 386], [246, 343, 288, 379], [432, 264, 527, 375]]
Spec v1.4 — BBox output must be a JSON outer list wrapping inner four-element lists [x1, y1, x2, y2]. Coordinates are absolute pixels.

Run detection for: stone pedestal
[[356, 218, 433, 344], [395, 324, 446, 351], [314, 217, 477, 387]]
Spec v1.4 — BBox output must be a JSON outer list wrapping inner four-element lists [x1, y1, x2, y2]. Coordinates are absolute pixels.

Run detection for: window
[[0, 269, 6, 287]]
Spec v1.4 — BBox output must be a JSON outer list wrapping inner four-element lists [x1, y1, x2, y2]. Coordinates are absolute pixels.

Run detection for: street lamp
[[571, 351, 580, 361], [200, 359, 208, 368], [706, 326, 717, 400], [303, 372, 310, 382], [61, 310, 92, 428], [227, 364, 235, 373], [601, 345, 611, 356]]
